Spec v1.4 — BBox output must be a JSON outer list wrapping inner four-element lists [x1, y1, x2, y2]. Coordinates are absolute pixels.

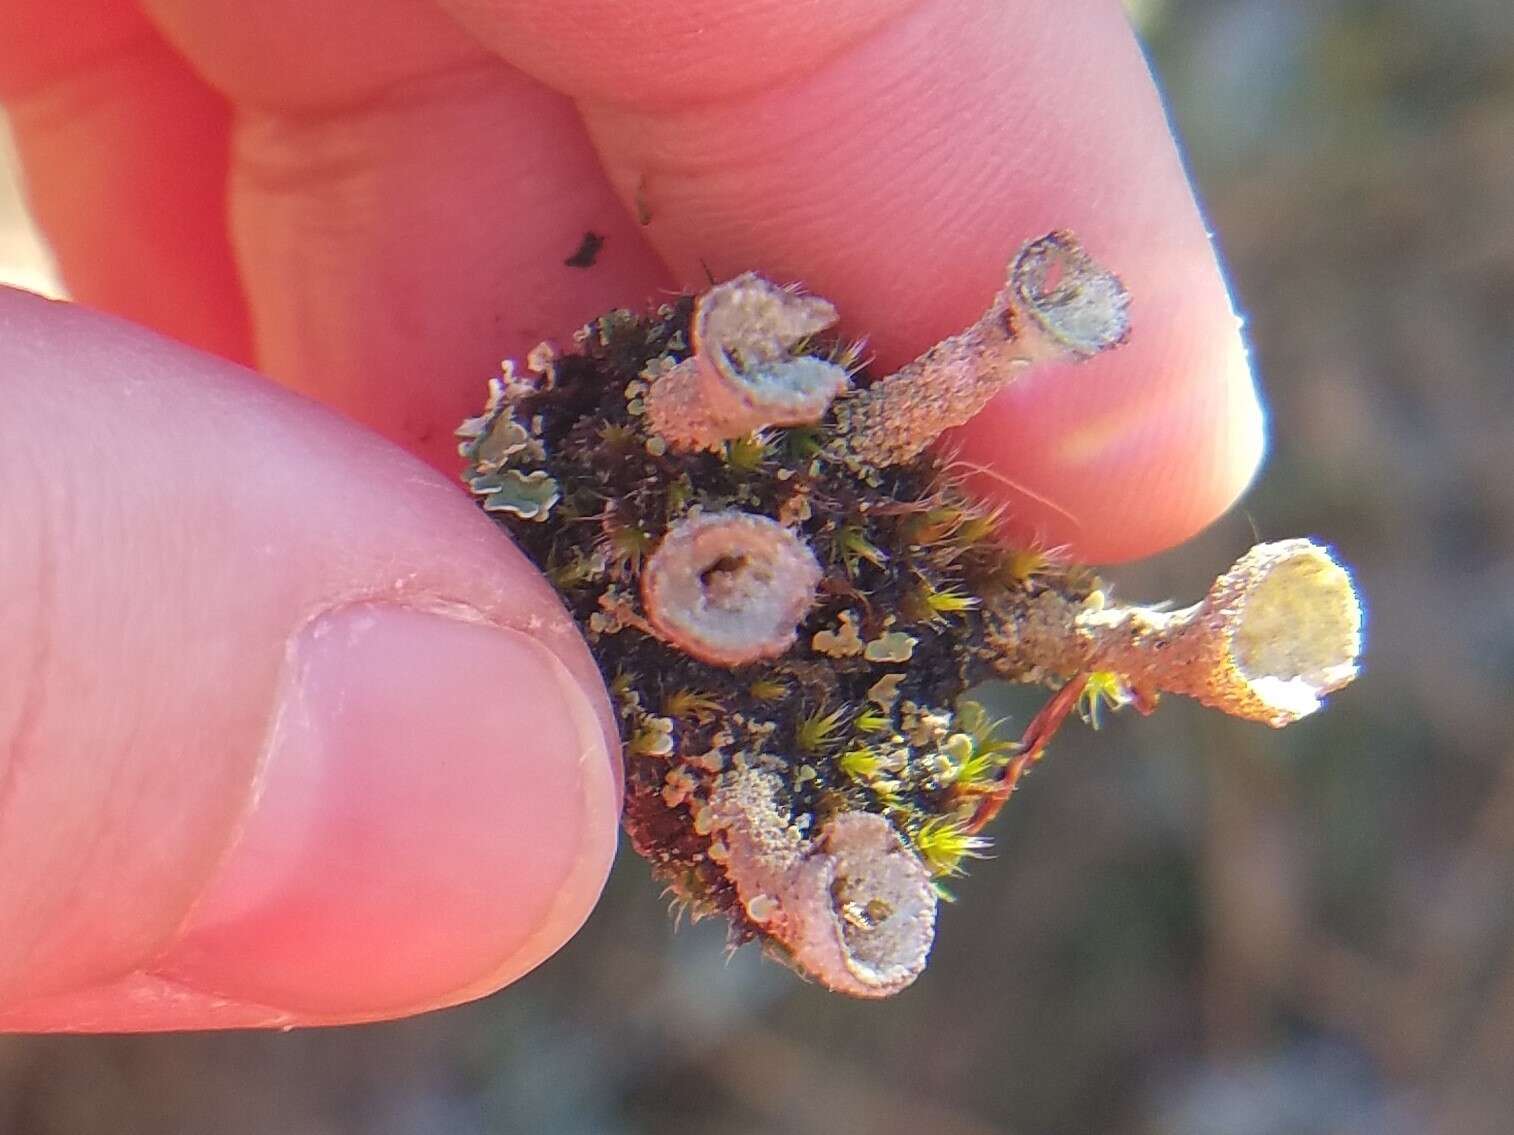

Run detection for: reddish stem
[[965, 672, 1091, 835]]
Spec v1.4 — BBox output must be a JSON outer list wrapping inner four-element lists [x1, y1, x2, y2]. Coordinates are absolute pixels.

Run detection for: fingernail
[[154, 604, 617, 1019]]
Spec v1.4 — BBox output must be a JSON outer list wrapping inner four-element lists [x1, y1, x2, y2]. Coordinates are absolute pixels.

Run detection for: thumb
[[0, 287, 618, 1032]]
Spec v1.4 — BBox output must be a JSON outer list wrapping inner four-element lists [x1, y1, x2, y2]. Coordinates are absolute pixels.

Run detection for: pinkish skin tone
[[0, 0, 1262, 1031]]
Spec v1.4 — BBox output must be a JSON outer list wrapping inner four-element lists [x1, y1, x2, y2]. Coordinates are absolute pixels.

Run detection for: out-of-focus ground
[[2, 2, 1512, 1132]]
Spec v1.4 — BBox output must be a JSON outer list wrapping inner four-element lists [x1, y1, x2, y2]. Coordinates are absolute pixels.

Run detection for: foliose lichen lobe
[[458, 232, 1363, 997]]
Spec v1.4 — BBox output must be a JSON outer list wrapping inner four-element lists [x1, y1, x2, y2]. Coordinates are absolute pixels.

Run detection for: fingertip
[[151, 605, 618, 1022], [0, 605, 620, 1033]]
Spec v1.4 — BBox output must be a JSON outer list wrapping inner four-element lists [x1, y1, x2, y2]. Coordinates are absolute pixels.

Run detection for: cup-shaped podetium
[[640, 510, 824, 667]]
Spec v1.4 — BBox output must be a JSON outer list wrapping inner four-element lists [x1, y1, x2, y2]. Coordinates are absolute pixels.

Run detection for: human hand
[[0, 0, 1262, 1030]]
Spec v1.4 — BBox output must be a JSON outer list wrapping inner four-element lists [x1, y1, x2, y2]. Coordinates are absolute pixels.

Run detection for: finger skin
[[225, 62, 672, 470], [437, 0, 918, 106], [1, 0, 675, 471], [0, 6, 251, 362], [143, 0, 677, 470], [0, 288, 619, 1030], [3, 0, 1261, 562]]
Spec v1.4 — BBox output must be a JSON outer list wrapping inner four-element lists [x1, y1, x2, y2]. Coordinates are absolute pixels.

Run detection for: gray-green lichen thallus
[[458, 232, 1364, 998]]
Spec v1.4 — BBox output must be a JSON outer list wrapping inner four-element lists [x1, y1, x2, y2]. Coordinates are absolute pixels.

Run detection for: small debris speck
[[564, 231, 605, 268]]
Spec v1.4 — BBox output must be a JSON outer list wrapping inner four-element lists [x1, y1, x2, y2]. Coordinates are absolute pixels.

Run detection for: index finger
[[451, 0, 1265, 562]]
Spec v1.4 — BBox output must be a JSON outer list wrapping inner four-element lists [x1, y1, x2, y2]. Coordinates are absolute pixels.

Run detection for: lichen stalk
[[837, 231, 1131, 467], [708, 767, 937, 997], [986, 539, 1363, 727]]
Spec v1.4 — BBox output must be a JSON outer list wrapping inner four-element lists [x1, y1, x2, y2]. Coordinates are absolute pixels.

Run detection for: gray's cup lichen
[[458, 232, 1363, 998]]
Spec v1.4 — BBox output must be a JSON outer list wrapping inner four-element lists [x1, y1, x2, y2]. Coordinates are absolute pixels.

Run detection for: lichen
[[644, 273, 851, 450], [458, 232, 1363, 998], [640, 511, 823, 666]]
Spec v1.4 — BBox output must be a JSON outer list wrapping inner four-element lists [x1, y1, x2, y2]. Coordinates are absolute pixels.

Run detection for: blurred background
[[2, 1, 1512, 1131]]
